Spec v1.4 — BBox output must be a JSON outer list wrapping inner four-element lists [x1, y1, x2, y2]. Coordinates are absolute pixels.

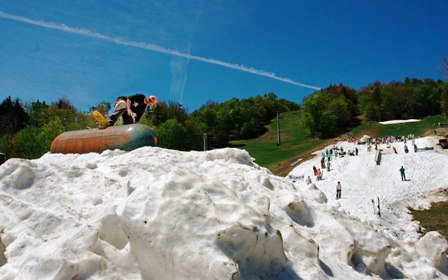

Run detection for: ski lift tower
[[277, 111, 281, 146]]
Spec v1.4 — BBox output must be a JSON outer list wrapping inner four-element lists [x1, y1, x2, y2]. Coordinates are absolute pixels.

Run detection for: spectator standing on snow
[[306, 176, 312, 185], [313, 165, 317, 176], [336, 182, 342, 199], [327, 161, 331, 172], [399, 166, 406, 181], [355, 147, 358, 156]]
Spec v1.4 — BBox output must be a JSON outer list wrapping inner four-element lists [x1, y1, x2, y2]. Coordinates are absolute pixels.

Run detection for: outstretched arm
[[126, 99, 135, 122]]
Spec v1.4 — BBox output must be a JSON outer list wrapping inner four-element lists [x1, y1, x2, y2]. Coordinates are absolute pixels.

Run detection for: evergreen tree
[[0, 96, 28, 136]]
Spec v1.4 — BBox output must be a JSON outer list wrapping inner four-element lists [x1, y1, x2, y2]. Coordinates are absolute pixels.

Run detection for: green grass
[[349, 120, 377, 136], [350, 115, 446, 138], [232, 111, 332, 172], [379, 115, 445, 137], [411, 201, 448, 240]]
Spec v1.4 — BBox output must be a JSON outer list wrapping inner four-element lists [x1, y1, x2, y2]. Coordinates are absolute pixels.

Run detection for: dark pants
[[401, 173, 406, 181], [336, 189, 341, 199], [108, 102, 134, 125]]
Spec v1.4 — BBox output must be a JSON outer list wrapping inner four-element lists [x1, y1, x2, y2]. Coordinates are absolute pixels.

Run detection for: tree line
[[0, 93, 299, 159], [303, 78, 448, 138], [2, 77, 447, 160]]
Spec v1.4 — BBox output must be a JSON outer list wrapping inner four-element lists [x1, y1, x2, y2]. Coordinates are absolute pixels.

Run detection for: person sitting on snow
[[106, 94, 158, 127], [306, 176, 312, 185]]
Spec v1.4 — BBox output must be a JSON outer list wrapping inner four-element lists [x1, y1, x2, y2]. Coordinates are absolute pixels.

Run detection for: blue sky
[[0, 1, 447, 113]]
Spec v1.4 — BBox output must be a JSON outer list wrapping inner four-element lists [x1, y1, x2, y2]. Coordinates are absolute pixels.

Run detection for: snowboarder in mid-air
[[105, 94, 158, 127]]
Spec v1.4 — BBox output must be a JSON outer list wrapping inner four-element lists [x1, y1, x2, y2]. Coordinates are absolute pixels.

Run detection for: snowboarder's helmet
[[147, 95, 158, 105]]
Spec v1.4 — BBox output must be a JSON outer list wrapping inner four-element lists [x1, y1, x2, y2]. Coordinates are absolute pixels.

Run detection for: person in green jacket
[[399, 166, 406, 181]]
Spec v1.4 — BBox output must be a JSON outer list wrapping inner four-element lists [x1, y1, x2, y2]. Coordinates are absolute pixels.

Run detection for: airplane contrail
[[0, 11, 322, 91]]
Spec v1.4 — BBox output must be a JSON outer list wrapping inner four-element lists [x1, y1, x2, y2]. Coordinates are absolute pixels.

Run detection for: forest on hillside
[[0, 93, 298, 159], [303, 78, 448, 138], [1, 78, 447, 160]]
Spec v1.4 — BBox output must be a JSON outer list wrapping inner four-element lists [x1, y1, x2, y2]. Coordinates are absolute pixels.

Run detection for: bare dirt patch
[[411, 190, 448, 240]]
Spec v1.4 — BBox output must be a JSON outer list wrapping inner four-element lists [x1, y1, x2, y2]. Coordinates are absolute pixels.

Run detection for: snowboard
[[92, 110, 110, 128]]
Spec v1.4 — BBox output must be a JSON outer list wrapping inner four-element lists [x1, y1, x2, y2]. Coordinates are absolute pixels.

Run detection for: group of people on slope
[[331, 166, 407, 200], [309, 145, 409, 201]]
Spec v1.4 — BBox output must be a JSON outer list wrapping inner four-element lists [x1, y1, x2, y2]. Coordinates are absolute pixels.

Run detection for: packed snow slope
[[0, 140, 447, 279], [289, 136, 448, 243]]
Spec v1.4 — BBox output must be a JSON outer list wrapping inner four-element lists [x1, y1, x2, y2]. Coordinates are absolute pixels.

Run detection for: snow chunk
[[416, 232, 448, 273]]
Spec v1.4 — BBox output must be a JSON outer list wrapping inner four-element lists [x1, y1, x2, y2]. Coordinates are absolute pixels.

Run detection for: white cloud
[[0, 11, 321, 91]]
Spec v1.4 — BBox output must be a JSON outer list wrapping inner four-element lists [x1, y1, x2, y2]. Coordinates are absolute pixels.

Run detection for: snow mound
[[1, 146, 447, 279], [379, 119, 421, 125]]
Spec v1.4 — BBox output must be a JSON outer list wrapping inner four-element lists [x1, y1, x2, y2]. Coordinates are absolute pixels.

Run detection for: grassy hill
[[233, 111, 446, 176], [232, 111, 333, 176], [349, 115, 446, 138]]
